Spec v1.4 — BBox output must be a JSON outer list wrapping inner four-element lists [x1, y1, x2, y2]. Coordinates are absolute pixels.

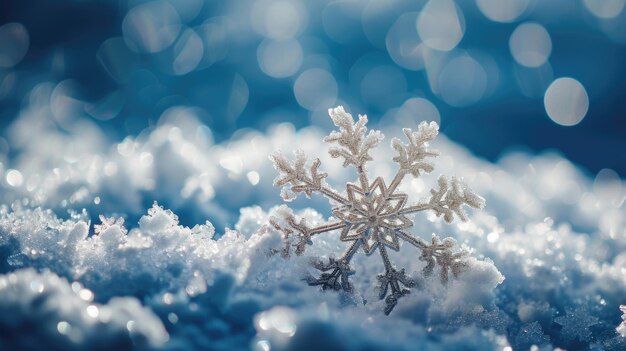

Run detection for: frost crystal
[[554, 307, 599, 342], [270, 106, 485, 314], [94, 215, 127, 235], [514, 321, 550, 350]]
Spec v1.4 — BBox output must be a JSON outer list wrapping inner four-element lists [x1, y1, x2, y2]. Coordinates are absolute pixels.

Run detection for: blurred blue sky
[[1, 0, 625, 176]]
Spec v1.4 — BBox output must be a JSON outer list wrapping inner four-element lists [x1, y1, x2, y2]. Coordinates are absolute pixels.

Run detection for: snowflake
[[269, 106, 485, 314], [554, 307, 599, 342]]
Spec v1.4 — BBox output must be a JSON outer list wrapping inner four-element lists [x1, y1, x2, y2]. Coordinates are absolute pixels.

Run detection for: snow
[[618, 306, 626, 337], [0, 93, 625, 350], [0, 268, 168, 350]]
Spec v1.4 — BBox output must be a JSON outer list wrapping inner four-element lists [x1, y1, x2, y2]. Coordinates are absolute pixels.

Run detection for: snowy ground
[[0, 94, 625, 350]]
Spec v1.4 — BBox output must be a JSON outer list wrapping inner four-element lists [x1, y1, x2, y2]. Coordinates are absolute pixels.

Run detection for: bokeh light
[[544, 77, 589, 126], [257, 39, 303, 78], [476, 0, 530, 23], [509, 22, 552, 68], [167, 0, 204, 22], [97, 37, 137, 84], [85, 91, 125, 121], [1, 0, 625, 186], [172, 28, 203, 75], [393, 97, 441, 126], [362, 0, 414, 49], [0, 23, 29, 68], [417, 0, 465, 52], [252, 0, 307, 40], [598, 8, 626, 43], [294, 68, 338, 111], [437, 54, 487, 107], [583, 0, 625, 19], [385, 12, 425, 71], [122, 1, 181, 53], [6, 169, 23, 187], [195, 17, 230, 69], [322, 1, 363, 44]]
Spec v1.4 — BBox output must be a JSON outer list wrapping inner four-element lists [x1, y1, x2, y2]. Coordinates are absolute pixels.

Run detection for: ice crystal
[[94, 215, 127, 235], [555, 307, 599, 342], [514, 321, 550, 350], [270, 106, 485, 314]]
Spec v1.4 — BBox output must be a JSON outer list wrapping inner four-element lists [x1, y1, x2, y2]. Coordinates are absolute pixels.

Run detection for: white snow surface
[[1, 94, 625, 350]]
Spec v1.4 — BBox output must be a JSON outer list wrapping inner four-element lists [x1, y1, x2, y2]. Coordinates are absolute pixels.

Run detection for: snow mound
[[0, 268, 168, 350]]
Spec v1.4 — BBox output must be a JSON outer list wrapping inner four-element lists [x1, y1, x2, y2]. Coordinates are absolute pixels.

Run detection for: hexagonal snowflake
[[269, 106, 485, 314]]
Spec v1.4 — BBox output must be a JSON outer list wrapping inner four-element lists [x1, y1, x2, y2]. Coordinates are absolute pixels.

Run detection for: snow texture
[[1, 94, 626, 350], [554, 307, 599, 342], [617, 305, 626, 337]]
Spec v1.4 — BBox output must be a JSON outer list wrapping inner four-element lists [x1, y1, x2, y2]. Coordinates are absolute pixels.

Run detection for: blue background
[[1, 0, 624, 175]]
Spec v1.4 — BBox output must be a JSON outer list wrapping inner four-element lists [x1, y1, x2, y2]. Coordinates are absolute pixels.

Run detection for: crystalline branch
[[270, 106, 485, 314]]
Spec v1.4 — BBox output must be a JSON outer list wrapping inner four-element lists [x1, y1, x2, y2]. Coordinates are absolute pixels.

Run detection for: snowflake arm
[[324, 106, 384, 192], [376, 238, 416, 314], [269, 207, 344, 256], [400, 175, 485, 223], [396, 231, 470, 283], [419, 235, 470, 283], [394, 229, 428, 248], [324, 106, 383, 170], [305, 240, 361, 292], [270, 150, 348, 204], [377, 266, 415, 315], [391, 121, 440, 178]]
